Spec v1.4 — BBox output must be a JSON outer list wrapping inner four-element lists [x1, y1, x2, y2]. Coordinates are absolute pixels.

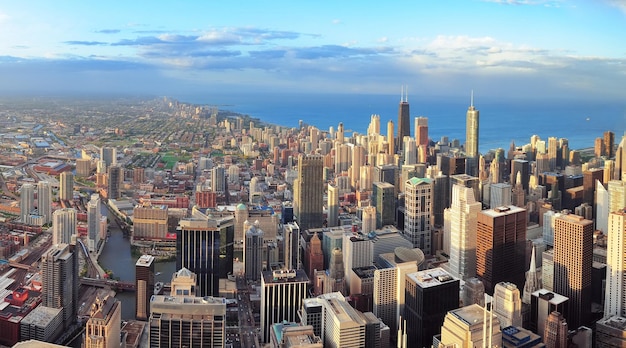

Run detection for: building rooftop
[[262, 269, 309, 284], [597, 315, 626, 330], [531, 289, 568, 305], [448, 303, 496, 328], [20, 305, 62, 327], [481, 205, 526, 217], [406, 267, 458, 289], [135, 254, 155, 267]]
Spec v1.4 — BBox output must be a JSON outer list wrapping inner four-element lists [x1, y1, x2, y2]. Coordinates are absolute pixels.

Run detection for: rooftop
[[135, 254, 155, 267], [481, 205, 526, 217], [406, 267, 458, 289]]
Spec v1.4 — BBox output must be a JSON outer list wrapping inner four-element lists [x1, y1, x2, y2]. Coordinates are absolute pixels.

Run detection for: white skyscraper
[[403, 177, 433, 254], [445, 184, 482, 280], [605, 209, 626, 317], [608, 180, 626, 214], [361, 206, 376, 235], [596, 180, 610, 234], [490, 183, 512, 208], [327, 184, 339, 227], [492, 282, 522, 328], [37, 181, 52, 224], [52, 208, 77, 245], [87, 194, 102, 251]]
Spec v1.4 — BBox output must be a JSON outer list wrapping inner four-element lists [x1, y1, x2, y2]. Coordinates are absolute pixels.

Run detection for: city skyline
[[0, 1, 625, 100]]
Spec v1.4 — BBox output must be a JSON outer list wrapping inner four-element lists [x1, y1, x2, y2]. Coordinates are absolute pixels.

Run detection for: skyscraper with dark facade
[[476, 206, 527, 294], [397, 86, 410, 153], [553, 213, 593, 329], [176, 214, 234, 297], [372, 181, 395, 228], [41, 243, 78, 329], [107, 165, 121, 200], [135, 254, 155, 321], [294, 154, 324, 231], [511, 159, 530, 192]]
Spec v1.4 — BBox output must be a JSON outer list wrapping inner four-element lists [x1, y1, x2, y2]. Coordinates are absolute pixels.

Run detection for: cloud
[[0, 11, 8, 23], [332, 19, 341, 25], [95, 29, 121, 34], [64, 40, 109, 46], [604, 0, 626, 13], [483, 0, 562, 5]]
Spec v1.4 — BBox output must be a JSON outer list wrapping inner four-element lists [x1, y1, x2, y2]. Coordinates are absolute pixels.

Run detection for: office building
[[107, 165, 121, 200], [87, 194, 102, 250], [463, 277, 486, 307], [415, 116, 429, 163], [397, 86, 410, 153], [170, 267, 198, 297], [19, 306, 63, 343], [327, 184, 339, 227], [403, 177, 433, 254], [476, 206, 527, 294], [20, 183, 35, 224], [41, 243, 78, 329], [210, 165, 225, 193], [76, 158, 92, 177], [100, 146, 116, 168], [543, 311, 568, 348], [269, 323, 323, 348], [261, 269, 309, 343], [605, 209, 626, 317], [465, 92, 480, 176], [133, 204, 168, 241], [59, 171, 73, 201], [553, 214, 593, 328], [511, 160, 530, 193], [324, 248, 346, 295], [608, 180, 626, 214], [372, 181, 395, 228], [605, 130, 616, 158], [492, 282, 522, 328], [306, 232, 324, 281], [135, 255, 155, 321], [490, 183, 512, 208], [294, 154, 324, 231], [542, 250, 554, 291], [244, 222, 264, 282], [583, 168, 603, 205], [445, 184, 481, 280], [405, 268, 460, 348], [37, 181, 52, 224], [84, 295, 121, 348], [440, 304, 502, 348], [52, 208, 76, 245], [343, 233, 372, 294], [149, 295, 226, 348], [176, 214, 234, 297], [283, 222, 301, 270], [596, 315, 626, 348]]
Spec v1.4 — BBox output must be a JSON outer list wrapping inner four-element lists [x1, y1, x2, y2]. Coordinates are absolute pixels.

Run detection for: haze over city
[[0, 1, 625, 100]]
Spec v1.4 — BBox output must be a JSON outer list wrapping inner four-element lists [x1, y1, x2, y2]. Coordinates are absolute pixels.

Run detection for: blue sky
[[0, 0, 625, 100]]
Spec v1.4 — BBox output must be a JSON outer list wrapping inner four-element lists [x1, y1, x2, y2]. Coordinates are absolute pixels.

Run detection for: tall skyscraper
[[84, 295, 121, 348], [20, 183, 34, 224], [327, 183, 339, 227], [306, 232, 324, 280], [176, 215, 234, 297], [605, 130, 615, 159], [543, 311, 568, 348], [553, 213, 593, 328], [59, 171, 73, 201], [41, 243, 78, 329], [387, 120, 395, 156], [135, 254, 155, 321], [403, 177, 433, 254], [293, 154, 324, 231], [476, 206, 527, 294], [87, 194, 102, 250], [445, 184, 481, 280], [52, 208, 76, 245], [492, 282, 522, 328], [440, 304, 502, 348], [100, 146, 116, 168], [465, 91, 480, 176], [107, 165, 121, 200], [210, 165, 225, 193], [511, 159, 530, 193], [397, 86, 410, 153], [608, 180, 626, 214], [415, 116, 429, 163], [244, 222, 264, 282], [261, 269, 309, 343], [405, 268, 460, 348], [605, 209, 626, 317], [37, 181, 52, 224], [372, 181, 395, 228]]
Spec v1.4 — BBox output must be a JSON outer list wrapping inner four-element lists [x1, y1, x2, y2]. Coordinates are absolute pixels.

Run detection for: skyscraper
[[511, 159, 530, 193], [605, 209, 626, 317], [327, 183, 339, 227], [52, 208, 76, 245], [293, 154, 324, 231], [605, 130, 615, 159], [59, 171, 73, 201], [41, 243, 78, 329], [372, 181, 395, 228], [37, 181, 52, 224], [20, 183, 34, 224], [387, 120, 395, 156], [107, 165, 121, 200], [415, 116, 429, 163], [261, 269, 309, 343], [403, 177, 433, 254], [445, 184, 481, 280], [397, 86, 410, 153], [440, 304, 502, 348], [492, 282, 522, 328], [100, 146, 116, 168], [135, 254, 155, 321], [244, 222, 264, 282], [87, 194, 102, 251], [84, 295, 121, 348], [543, 311, 568, 348], [465, 91, 479, 176], [210, 165, 225, 193], [324, 248, 346, 294], [553, 213, 593, 328], [476, 206, 527, 294]]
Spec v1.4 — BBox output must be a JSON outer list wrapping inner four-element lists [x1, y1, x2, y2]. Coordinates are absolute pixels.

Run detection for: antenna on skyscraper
[[405, 85, 408, 103], [400, 85, 403, 102], [471, 89, 474, 107]]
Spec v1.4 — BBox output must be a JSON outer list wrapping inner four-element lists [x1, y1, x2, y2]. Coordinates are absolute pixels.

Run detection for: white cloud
[[0, 11, 9, 23], [332, 19, 341, 25], [605, 0, 626, 13]]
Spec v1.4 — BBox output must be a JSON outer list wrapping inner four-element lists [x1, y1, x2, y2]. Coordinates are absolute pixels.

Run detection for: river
[[98, 209, 176, 320]]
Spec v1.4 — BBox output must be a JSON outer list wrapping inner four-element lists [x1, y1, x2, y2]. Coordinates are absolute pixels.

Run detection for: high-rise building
[[387, 120, 395, 156], [450, 174, 480, 208], [476, 206, 527, 294], [76, 158, 92, 177], [490, 183, 512, 208], [20, 183, 35, 224], [440, 304, 502, 348], [415, 116, 429, 163], [324, 248, 346, 295], [403, 177, 433, 254], [52, 208, 76, 245], [176, 215, 234, 297], [149, 295, 226, 348], [492, 282, 522, 328], [543, 311, 568, 348], [133, 204, 168, 240], [41, 243, 78, 329], [327, 183, 339, 227], [530, 289, 569, 339], [283, 222, 301, 270], [553, 213, 593, 328], [135, 255, 155, 321], [405, 268, 460, 348], [244, 222, 264, 282], [397, 86, 410, 153], [84, 295, 121, 348], [342, 233, 372, 294], [605, 209, 626, 317], [100, 146, 116, 168], [596, 316, 626, 348], [465, 92, 480, 176], [261, 269, 309, 343], [605, 130, 616, 159], [361, 206, 376, 235], [608, 180, 626, 214], [583, 168, 604, 205], [445, 184, 481, 280], [511, 159, 530, 193], [372, 181, 395, 228], [87, 194, 102, 251], [107, 165, 121, 200], [59, 171, 73, 201], [37, 181, 52, 224], [294, 154, 324, 231], [210, 165, 225, 193]]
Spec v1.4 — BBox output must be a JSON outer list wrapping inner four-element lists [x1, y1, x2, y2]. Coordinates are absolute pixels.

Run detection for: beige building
[[84, 295, 121, 348]]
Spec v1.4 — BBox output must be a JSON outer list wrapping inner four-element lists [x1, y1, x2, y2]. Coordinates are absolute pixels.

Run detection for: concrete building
[[440, 304, 502, 348], [492, 282, 522, 328], [445, 184, 481, 280], [605, 209, 626, 317], [135, 255, 155, 321], [84, 295, 121, 348], [59, 171, 74, 201], [41, 243, 78, 329], [530, 289, 569, 339], [244, 222, 264, 282], [132, 204, 168, 240], [294, 155, 324, 231], [52, 208, 76, 245], [372, 181, 395, 229], [261, 269, 309, 343], [403, 177, 433, 255]]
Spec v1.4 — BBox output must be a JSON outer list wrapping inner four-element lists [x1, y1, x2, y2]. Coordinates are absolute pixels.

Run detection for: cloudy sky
[[0, 0, 625, 100]]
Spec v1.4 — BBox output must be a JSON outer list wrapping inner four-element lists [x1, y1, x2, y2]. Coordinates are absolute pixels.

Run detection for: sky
[[0, 0, 625, 101]]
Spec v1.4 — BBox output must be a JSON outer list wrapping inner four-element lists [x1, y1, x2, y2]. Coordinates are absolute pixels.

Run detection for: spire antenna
[[471, 89, 474, 107], [405, 85, 408, 103]]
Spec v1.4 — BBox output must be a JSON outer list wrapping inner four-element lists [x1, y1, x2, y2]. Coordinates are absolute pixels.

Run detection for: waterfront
[[98, 209, 176, 320]]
